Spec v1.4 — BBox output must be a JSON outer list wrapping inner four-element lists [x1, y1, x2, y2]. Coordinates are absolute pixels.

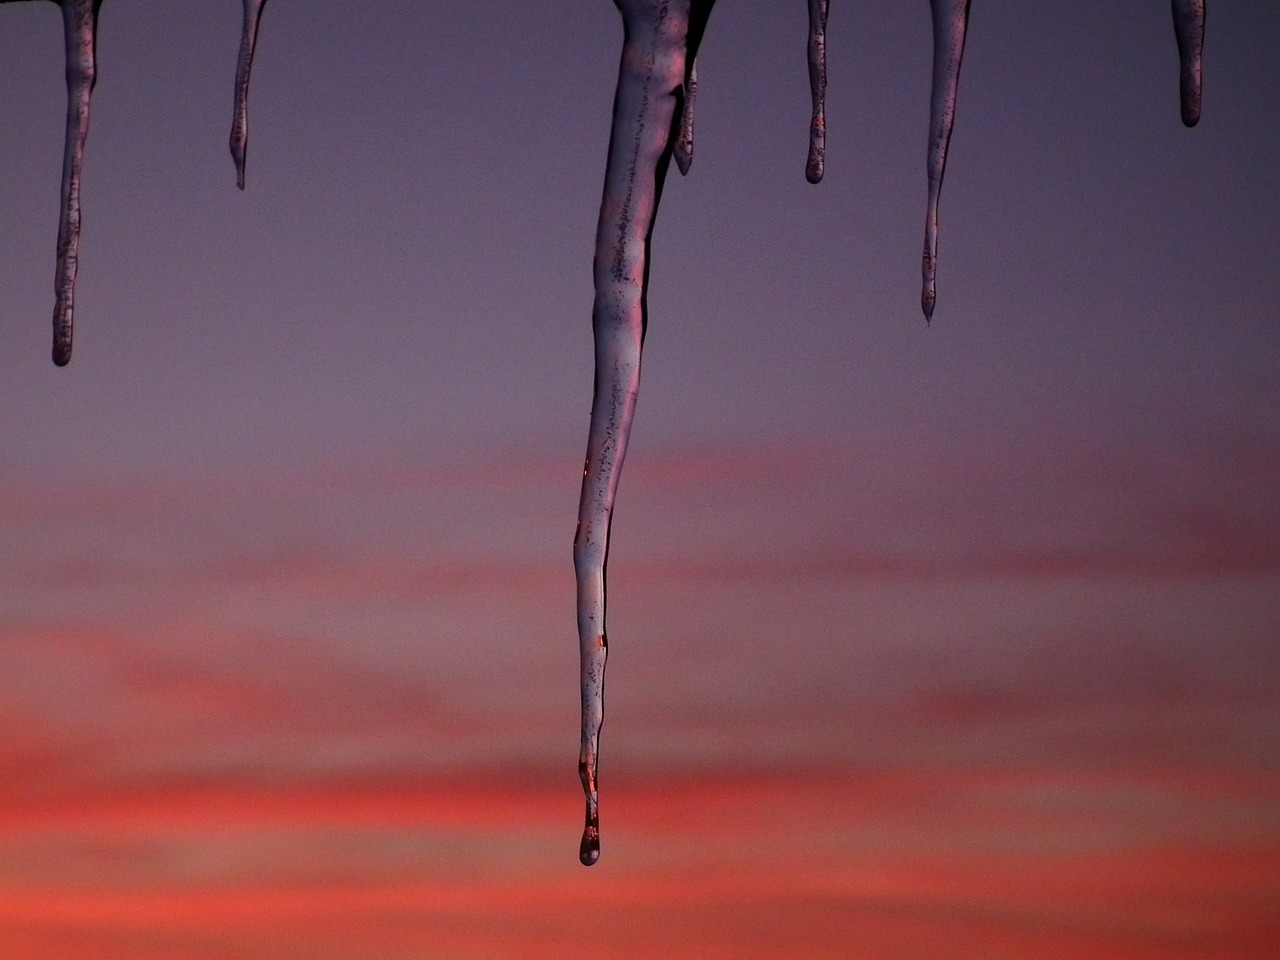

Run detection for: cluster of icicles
[[5, 0, 1206, 864]]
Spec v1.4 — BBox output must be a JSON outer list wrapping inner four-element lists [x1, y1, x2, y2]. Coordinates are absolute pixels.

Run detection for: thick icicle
[[674, 59, 697, 176], [230, 0, 269, 190], [921, 0, 970, 322], [806, 0, 829, 184], [575, 0, 714, 866], [1171, 0, 1205, 127], [50, 0, 101, 366]]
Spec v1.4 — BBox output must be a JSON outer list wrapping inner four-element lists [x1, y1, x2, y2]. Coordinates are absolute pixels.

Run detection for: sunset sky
[[1, 1, 1277, 958]]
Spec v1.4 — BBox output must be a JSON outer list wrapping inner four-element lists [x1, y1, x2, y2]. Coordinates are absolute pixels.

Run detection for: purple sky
[[1, 1, 1275, 479], [0, 3, 1277, 957]]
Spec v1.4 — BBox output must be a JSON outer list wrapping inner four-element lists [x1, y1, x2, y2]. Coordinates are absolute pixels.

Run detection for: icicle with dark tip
[[674, 59, 697, 176], [922, 0, 970, 322], [1171, 0, 1205, 127], [50, 0, 102, 366], [575, 0, 716, 866], [230, 0, 269, 190], [806, 0, 829, 184]]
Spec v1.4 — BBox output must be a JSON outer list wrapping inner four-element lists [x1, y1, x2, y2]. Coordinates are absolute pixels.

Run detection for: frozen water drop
[[1171, 0, 1205, 127], [806, 0, 829, 184], [674, 59, 697, 176], [922, 0, 970, 322], [578, 751, 601, 865], [230, 0, 269, 190], [575, 0, 715, 865], [50, 0, 101, 367]]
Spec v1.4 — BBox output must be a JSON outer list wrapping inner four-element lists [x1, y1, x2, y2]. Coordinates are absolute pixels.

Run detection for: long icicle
[[806, 0, 829, 184], [575, 0, 715, 866], [50, 0, 101, 366], [921, 0, 970, 322], [1170, 0, 1205, 127], [230, 0, 269, 189]]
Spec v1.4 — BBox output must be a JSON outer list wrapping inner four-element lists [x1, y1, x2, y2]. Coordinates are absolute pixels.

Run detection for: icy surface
[[230, 0, 269, 189], [1171, 0, 1205, 127], [806, 0, 829, 184]]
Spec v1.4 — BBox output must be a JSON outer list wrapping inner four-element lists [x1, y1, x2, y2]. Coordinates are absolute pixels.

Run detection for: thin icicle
[[1171, 0, 1205, 127], [674, 59, 697, 176], [230, 0, 269, 190], [806, 0, 829, 184], [575, 0, 715, 866], [922, 0, 970, 322], [50, 0, 101, 367]]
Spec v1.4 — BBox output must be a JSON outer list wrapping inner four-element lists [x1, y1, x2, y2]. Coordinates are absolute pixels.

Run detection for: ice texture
[[230, 0, 269, 189], [921, 0, 970, 322], [575, 0, 716, 866], [1171, 0, 1205, 127], [806, 0, 829, 184]]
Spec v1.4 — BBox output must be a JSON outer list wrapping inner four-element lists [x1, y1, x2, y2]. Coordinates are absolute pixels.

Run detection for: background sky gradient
[[1, 1, 1277, 957]]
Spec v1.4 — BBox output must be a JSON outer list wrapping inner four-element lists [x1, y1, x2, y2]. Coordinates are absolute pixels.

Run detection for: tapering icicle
[[575, 0, 715, 866], [51, 0, 101, 367], [230, 0, 269, 190], [805, 0, 829, 184], [1171, 0, 1205, 127], [674, 59, 697, 176], [922, 0, 970, 321]]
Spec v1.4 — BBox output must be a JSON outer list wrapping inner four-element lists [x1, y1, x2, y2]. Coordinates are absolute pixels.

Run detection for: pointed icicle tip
[[805, 0, 829, 184], [921, 0, 971, 321], [230, 0, 270, 189], [674, 60, 697, 176], [50, 0, 102, 367], [1171, 0, 1205, 127]]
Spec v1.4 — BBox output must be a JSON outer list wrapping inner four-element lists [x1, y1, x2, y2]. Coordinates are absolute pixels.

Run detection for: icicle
[[805, 0, 829, 184], [921, 0, 970, 322], [576, 0, 715, 866], [674, 59, 697, 176], [1171, 0, 1205, 127], [230, 0, 269, 190], [49, 0, 101, 367]]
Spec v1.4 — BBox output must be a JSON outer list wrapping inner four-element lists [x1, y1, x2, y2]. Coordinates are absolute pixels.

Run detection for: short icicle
[[1170, 0, 1205, 127], [674, 59, 697, 176], [230, 0, 269, 189], [921, 0, 971, 322], [805, 0, 829, 184], [575, 0, 716, 866], [50, 0, 102, 367]]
